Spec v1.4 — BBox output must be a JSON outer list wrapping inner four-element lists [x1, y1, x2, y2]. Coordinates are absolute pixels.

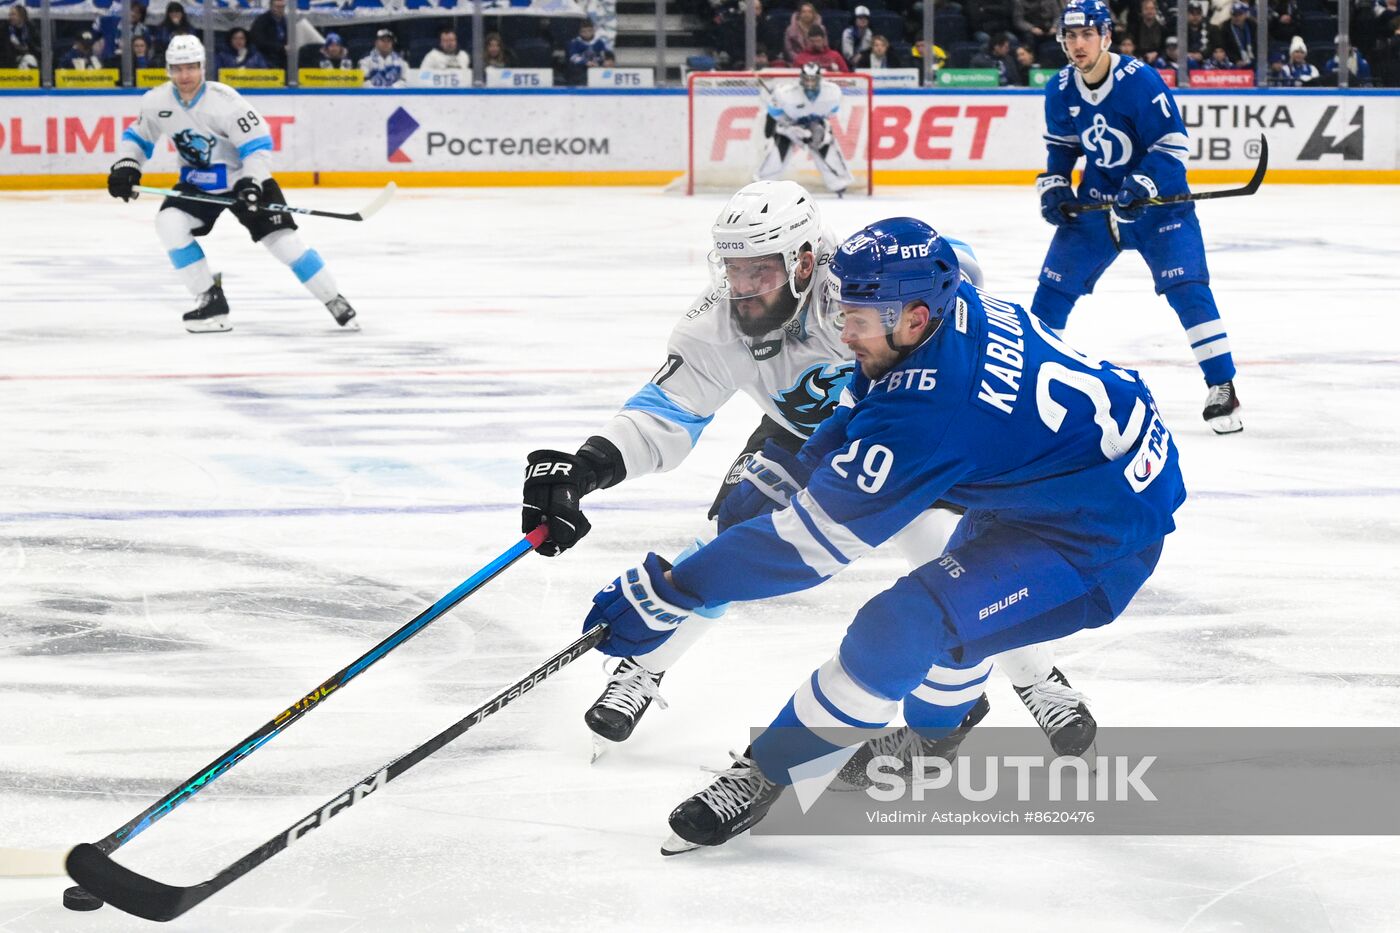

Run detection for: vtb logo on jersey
[[773, 362, 854, 437], [1081, 113, 1133, 169], [174, 129, 216, 168]]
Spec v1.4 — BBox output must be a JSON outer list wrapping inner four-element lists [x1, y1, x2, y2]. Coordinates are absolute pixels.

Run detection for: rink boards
[[0, 87, 1396, 189]]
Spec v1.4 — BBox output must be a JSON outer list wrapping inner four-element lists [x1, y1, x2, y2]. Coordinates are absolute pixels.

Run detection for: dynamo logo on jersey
[[1080, 113, 1133, 169], [173, 129, 216, 169], [773, 362, 854, 437], [386, 107, 420, 164]]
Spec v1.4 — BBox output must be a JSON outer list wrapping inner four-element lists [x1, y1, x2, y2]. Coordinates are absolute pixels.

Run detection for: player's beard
[[730, 289, 798, 337]]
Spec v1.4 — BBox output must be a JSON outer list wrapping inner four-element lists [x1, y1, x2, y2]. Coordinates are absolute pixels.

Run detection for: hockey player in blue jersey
[[579, 218, 1186, 852], [1035, 0, 1242, 434]]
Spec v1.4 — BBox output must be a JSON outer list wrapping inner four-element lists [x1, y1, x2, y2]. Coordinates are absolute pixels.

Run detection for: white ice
[[1, 184, 1398, 932]]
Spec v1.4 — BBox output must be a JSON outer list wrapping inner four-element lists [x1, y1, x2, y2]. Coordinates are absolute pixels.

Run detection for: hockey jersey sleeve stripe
[[237, 135, 274, 158], [771, 501, 845, 577], [1043, 133, 1080, 147], [121, 127, 155, 159], [793, 489, 871, 564], [621, 383, 715, 445]]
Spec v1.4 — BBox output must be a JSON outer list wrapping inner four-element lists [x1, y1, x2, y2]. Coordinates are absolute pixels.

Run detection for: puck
[[62, 885, 103, 912]]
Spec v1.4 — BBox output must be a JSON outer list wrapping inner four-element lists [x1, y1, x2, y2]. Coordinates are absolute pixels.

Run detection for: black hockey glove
[[522, 450, 598, 557], [1036, 173, 1077, 227], [107, 158, 142, 202], [230, 177, 262, 217]]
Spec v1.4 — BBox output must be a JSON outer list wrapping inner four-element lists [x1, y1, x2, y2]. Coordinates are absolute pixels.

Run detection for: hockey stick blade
[[133, 183, 396, 222], [1064, 134, 1268, 217], [67, 624, 608, 923], [87, 526, 548, 858]]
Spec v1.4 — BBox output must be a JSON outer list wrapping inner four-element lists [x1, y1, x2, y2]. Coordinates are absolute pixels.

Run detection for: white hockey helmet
[[710, 180, 822, 309], [165, 34, 205, 67]]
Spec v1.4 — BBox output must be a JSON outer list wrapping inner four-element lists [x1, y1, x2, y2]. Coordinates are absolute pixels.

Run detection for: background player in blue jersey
[[1034, 0, 1243, 434], [579, 218, 1186, 853]]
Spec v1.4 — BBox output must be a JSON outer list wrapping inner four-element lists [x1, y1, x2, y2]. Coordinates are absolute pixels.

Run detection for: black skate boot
[[182, 274, 230, 333], [830, 693, 990, 792], [1014, 667, 1097, 758], [325, 295, 359, 330], [585, 657, 666, 761], [1203, 380, 1242, 434], [661, 748, 786, 855]]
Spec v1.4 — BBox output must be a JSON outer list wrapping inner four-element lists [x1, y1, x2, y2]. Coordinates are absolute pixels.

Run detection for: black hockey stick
[[133, 181, 397, 222], [67, 623, 609, 922], [81, 525, 548, 863], [1063, 135, 1268, 218]]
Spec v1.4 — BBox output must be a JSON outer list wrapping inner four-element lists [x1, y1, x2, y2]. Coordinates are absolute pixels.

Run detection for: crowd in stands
[[7, 0, 1400, 86], [697, 0, 1400, 85]]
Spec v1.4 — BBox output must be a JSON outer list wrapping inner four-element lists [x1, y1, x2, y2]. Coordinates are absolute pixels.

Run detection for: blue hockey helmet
[[825, 217, 961, 335], [1058, 0, 1114, 42]]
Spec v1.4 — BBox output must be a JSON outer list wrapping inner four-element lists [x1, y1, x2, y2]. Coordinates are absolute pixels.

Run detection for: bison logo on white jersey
[[1081, 113, 1133, 169]]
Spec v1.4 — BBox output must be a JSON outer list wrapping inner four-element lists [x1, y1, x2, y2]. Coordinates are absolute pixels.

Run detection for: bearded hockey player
[[106, 35, 357, 333]]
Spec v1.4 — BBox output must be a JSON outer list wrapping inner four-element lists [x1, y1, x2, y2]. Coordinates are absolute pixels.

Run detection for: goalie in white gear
[[105, 35, 357, 333], [519, 180, 1096, 769], [755, 64, 854, 196]]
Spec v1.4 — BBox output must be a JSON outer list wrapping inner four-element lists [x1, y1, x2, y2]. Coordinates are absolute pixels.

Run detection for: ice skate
[[325, 294, 359, 330], [829, 694, 990, 792], [1014, 667, 1097, 759], [182, 274, 230, 333], [585, 657, 666, 763], [1203, 380, 1242, 434], [660, 748, 785, 855]]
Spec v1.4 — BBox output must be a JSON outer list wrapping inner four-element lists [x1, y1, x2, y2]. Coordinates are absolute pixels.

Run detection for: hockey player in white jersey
[[106, 35, 357, 333], [520, 180, 1095, 766], [755, 64, 854, 196]]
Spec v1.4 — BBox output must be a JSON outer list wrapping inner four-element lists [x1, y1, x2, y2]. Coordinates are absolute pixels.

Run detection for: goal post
[[686, 71, 875, 196]]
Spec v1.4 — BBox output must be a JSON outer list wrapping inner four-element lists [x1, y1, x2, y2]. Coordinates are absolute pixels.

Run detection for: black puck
[[62, 885, 103, 912]]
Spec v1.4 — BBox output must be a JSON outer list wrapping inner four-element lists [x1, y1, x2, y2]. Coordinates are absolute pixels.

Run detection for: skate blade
[[1207, 413, 1243, 434], [185, 316, 231, 333], [590, 735, 615, 765], [660, 832, 702, 857]]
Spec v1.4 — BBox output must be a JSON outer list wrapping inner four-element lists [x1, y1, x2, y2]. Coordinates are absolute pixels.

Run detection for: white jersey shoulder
[[770, 81, 842, 123], [119, 80, 274, 193]]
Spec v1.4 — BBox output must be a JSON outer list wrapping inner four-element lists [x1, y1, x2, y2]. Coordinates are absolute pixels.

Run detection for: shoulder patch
[[954, 297, 968, 334], [685, 287, 723, 321]]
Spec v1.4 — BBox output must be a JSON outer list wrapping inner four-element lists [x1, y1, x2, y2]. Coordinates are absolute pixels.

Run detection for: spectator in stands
[[1325, 38, 1372, 83], [1281, 34, 1319, 84], [966, 0, 1016, 39], [152, 2, 193, 55], [567, 19, 611, 84], [1152, 34, 1188, 71], [250, 0, 288, 70], [972, 31, 1021, 84], [361, 28, 409, 87], [866, 33, 904, 68], [130, 34, 160, 68], [94, 2, 150, 59], [1130, 0, 1166, 61], [484, 32, 515, 68], [794, 25, 849, 70], [1116, 35, 1137, 56], [1381, 17, 1400, 86], [59, 31, 104, 70], [217, 28, 267, 70], [420, 26, 470, 70], [843, 6, 875, 68], [1183, 2, 1210, 62], [1216, 1, 1255, 67], [585, 0, 619, 47], [1204, 45, 1232, 67], [4, 5, 39, 69], [1266, 50, 1290, 84], [1014, 43, 1037, 80], [308, 33, 355, 70], [784, 2, 824, 63], [1014, 0, 1062, 45], [911, 40, 947, 74], [1267, 0, 1300, 44]]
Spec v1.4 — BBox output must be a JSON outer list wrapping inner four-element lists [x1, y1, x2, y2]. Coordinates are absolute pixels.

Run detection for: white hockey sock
[[634, 614, 720, 674], [155, 208, 214, 296], [994, 642, 1055, 688], [261, 229, 339, 303]]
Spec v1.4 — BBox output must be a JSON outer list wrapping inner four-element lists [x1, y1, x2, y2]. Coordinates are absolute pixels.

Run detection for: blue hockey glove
[[1113, 173, 1158, 223], [716, 438, 810, 533], [1037, 173, 1077, 226], [585, 553, 704, 657], [230, 177, 262, 217]]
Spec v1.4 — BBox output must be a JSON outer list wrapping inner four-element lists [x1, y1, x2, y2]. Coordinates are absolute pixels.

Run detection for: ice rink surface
[[2, 184, 1399, 932]]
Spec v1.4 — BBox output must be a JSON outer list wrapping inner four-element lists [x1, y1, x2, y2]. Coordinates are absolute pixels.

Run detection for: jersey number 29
[[831, 439, 893, 494]]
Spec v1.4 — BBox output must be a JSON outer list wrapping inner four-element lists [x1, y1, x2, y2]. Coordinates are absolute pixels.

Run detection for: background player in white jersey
[[106, 35, 357, 334], [755, 64, 854, 196], [521, 181, 1095, 766]]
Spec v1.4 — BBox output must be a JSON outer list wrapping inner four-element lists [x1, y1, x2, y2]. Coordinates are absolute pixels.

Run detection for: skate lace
[[697, 751, 768, 821], [1021, 680, 1088, 733], [1205, 383, 1234, 408], [595, 658, 667, 717], [867, 727, 920, 762]]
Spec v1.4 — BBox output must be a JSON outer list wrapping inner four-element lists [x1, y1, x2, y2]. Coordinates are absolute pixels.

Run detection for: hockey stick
[[67, 623, 609, 922], [1063, 135, 1268, 218], [81, 525, 548, 862], [132, 181, 397, 222]]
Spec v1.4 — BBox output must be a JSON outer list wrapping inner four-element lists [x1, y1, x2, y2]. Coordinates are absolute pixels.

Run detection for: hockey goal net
[[686, 71, 874, 196]]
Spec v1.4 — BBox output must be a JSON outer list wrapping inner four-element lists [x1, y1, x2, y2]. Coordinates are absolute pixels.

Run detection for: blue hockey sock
[[903, 692, 979, 740], [1030, 284, 1078, 331], [1165, 282, 1236, 385]]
